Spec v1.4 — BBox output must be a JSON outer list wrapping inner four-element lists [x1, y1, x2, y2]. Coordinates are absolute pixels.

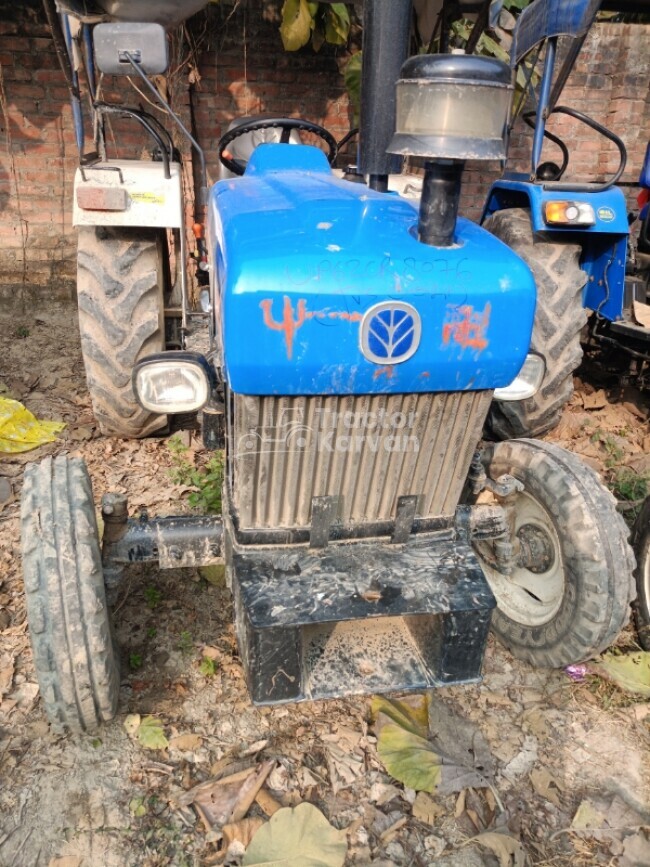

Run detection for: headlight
[[132, 352, 213, 414], [494, 353, 545, 402], [544, 201, 595, 226]]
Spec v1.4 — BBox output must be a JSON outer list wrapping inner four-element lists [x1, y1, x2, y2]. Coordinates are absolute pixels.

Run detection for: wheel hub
[[517, 523, 555, 573]]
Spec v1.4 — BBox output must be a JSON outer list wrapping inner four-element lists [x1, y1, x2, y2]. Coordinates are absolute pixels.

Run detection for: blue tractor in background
[[22, 0, 638, 733], [480, 0, 650, 438]]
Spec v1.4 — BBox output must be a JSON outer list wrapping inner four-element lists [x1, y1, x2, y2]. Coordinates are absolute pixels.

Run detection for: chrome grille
[[231, 391, 492, 530]]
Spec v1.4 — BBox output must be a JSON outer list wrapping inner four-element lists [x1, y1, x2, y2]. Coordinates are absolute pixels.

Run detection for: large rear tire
[[632, 497, 650, 650], [483, 209, 587, 439], [21, 456, 120, 733], [77, 226, 167, 438], [474, 440, 635, 667]]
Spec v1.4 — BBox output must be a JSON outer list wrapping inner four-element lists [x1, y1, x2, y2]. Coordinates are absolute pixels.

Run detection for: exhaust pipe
[[358, 0, 413, 192]]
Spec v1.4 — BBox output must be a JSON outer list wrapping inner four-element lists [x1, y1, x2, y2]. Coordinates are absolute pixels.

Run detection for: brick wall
[[0, 1, 648, 304]]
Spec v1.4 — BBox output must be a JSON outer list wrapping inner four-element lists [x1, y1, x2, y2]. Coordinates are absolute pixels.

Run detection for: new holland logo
[[360, 301, 421, 365]]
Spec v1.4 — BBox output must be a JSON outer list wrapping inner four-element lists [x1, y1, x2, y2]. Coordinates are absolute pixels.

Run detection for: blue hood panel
[[209, 145, 536, 396]]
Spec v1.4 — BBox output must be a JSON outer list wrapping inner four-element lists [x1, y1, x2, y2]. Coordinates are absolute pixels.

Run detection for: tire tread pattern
[[77, 226, 166, 438], [484, 209, 587, 439], [21, 456, 119, 733]]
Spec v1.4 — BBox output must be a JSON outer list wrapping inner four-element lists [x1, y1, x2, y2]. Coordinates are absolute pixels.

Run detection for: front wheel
[[632, 497, 650, 650], [474, 439, 635, 667], [21, 456, 120, 733]]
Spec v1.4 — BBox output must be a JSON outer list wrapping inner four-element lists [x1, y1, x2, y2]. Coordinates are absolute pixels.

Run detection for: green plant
[[280, 1, 350, 52], [129, 652, 143, 671], [144, 586, 162, 610], [15, 325, 29, 338], [199, 656, 218, 677], [609, 467, 650, 504], [178, 631, 193, 655], [590, 429, 625, 467], [147, 626, 157, 640], [168, 436, 223, 514]]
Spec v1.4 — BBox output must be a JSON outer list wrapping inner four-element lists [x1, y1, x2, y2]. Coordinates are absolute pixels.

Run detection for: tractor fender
[[481, 177, 629, 322]]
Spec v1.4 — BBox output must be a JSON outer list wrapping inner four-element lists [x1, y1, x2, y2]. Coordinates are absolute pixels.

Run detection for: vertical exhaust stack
[[389, 55, 513, 246], [358, 0, 413, 192]]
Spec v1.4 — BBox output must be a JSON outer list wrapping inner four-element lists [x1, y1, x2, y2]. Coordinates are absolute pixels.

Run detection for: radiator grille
[[231, 391, 492, 530]]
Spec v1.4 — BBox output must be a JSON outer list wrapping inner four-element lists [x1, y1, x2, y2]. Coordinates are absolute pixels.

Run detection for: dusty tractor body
[[22, 0, 637, 732]]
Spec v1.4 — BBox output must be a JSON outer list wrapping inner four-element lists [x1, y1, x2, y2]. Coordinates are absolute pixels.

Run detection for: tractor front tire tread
[[21, 455, 119, 733], [483, 208, 587, 439], [481, 439, 635, 667]]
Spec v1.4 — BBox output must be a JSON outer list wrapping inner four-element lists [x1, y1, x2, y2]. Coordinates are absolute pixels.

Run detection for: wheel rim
[[480, 491, 565, 627]]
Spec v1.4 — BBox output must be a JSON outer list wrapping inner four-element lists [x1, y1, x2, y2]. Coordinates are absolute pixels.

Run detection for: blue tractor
[[479, 0, 650, 438], [23, 0, 636, 732]]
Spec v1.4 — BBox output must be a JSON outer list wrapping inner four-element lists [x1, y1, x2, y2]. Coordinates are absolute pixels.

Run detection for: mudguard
[[483, 177, 629, 322]]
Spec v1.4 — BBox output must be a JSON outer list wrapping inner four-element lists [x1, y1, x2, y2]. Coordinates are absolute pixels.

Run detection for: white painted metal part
[[73, 159, 184, 228]]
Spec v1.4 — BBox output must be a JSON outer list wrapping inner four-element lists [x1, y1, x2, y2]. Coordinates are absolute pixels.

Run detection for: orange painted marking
[[260, 297, 362, 358], [373, 365, 395, 381], [442, 302, 491, 352]]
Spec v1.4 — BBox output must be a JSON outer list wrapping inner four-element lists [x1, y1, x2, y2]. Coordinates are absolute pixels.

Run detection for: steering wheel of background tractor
[[217, 117, 338, 176]]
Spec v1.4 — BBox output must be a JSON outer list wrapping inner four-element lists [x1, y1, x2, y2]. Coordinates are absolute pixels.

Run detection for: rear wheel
[[632, 497, 650, 650], [474, 439, 635, 667], [21, 455, 120, 733], [483, 208, 587, 439], [77, 226, 167, 438]]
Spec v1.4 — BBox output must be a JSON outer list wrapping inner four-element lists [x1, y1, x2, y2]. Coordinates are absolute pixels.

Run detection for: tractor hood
[[209, 145, 536, 396]]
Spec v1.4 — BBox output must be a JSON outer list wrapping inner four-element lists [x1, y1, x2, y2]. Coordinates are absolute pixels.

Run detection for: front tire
[[632, 497, 650, 650], [474, 440, 635, 667], [77, 226, 167, 438], [21, 456, 120, 733], [483, 208, 587, 439]]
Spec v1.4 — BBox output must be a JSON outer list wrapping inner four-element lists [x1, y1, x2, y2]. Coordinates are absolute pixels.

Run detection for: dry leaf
[[372, 694, 493, 795], [473, 831, 528, 867], [255, 788, 282, 817], [529, 767, 563, 808], [571, 799, 607, 830], [179, 760, 274, 829], [222, 816, 266, 850], [412, 791, 445, 825], [169, 734, 203, 752], [48, 859, 82, 867], [242, 803, 347, 867], [124, 714, 141, 737]]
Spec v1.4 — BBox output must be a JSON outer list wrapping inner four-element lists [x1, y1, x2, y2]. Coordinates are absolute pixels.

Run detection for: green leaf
[[590, 651, 650, 697], [343, 51, 362, 123], [373, 695, 494, 794], [137, 716, 169, 750], [242, 802, 347, 866], [373, 696, 443, 793], [324, 4, 350, 46], [280, 0, 316, 51]]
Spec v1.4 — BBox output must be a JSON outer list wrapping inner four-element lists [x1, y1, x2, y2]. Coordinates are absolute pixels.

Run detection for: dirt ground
[[1, 302, 649, 867]]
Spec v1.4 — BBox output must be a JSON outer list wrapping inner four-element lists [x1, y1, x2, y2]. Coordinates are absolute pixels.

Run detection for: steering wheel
[[217, 117, 338, 176]]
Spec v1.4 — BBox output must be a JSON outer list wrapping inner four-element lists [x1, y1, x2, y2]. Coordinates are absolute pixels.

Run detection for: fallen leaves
[[124, 714, 169, 750], [590, 651, 650, 697], [242, 803, 347, 867], [178, 760, 274, 829], [372, 694, 494, 795], [472, 830, 528, 867]]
